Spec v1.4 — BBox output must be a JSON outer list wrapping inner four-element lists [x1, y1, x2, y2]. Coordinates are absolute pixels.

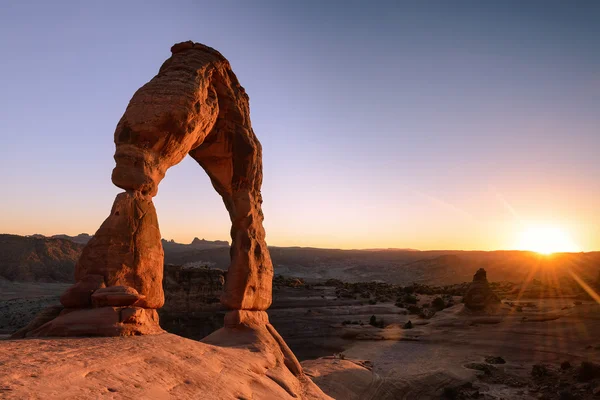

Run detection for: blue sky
[[1, 1, 599, 250]]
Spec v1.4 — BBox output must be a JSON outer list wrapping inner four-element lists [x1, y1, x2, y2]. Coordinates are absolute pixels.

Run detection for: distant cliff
[[161, 237, 229, 254], [30, 233, 93, 244], [159, 264, 227, 339], [0, 234, 83, 282], [1, 233, 599, 286]]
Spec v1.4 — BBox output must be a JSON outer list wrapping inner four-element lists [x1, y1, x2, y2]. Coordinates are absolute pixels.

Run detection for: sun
[[516, 225, 580, 254]]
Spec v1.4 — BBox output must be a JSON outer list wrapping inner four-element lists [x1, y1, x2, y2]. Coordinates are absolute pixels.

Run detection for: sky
[[0, 1, 599, 251]]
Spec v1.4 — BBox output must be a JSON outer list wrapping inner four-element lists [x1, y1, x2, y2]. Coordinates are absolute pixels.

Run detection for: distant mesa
[[463, 268, 500, 311], [30, 233, 93, 244], [160, 237, 229, 253], [28, 233, 229, 249], [191, 237, 229, 247]]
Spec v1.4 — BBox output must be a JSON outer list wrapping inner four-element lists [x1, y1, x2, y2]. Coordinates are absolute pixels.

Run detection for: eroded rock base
[[24, 307, 163, 337], [204, 321, 304, 379]]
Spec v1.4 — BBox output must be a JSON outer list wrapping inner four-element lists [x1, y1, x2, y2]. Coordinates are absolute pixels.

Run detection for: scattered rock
[[561, 361, 572, 370], [532, 364, 551, 378], [485, 356, 506, 365], [465, 362, 497, 375]]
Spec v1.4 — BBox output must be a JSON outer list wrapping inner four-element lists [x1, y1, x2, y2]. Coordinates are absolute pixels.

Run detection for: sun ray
[[567, 269, 600, 305]]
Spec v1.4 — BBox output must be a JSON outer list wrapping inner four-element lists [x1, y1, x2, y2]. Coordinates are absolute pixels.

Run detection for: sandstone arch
[[27, 41, 274, 336]]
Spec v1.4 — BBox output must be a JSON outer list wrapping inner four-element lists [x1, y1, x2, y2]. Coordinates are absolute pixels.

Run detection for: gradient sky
[[1, 1, 599, 251]]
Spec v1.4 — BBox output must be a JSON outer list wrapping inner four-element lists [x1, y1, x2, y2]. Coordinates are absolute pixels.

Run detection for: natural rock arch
[[27, 41, 275, 336]]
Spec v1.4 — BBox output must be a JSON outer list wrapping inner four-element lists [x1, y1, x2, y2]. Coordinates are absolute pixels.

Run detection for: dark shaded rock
[[463, 268, 500, 311]]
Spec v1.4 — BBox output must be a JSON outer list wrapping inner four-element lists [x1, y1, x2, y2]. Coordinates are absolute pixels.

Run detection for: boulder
[[27, 306, 163, 337], [60, 274, 106, 308], [91, 286, 145, 307]]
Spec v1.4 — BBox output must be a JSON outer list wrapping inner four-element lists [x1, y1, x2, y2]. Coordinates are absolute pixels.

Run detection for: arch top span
[[111, 40, 273, 311]]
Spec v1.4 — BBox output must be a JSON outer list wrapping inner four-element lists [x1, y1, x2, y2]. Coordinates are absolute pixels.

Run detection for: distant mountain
[[163, 246, 600, 286], [0, 234, 83, 282], [161, 237, 229, 253], [1, 233, 599, 287], [30, 233, 93, 244]]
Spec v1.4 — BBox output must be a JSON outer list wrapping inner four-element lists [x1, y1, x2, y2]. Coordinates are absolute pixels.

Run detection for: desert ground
[[2, 257, 600, 399]]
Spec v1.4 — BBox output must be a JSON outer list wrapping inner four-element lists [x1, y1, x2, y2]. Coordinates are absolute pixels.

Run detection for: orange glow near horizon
[[514, 224, 580, 255]]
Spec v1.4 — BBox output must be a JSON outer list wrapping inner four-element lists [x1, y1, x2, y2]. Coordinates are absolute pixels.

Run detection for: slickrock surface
[[303, 358, 385, 400], [0, 332, 331, 400]]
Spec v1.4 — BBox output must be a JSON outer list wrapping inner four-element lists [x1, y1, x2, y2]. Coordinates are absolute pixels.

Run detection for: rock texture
[[73, 192, 164, 309], [159, 264, 227, 339], [0, 333, 331, 400], [27, 41, 274, 338], [463, 268, 500, 311], [26, 306, 163, 337], [0, 234, 83, 282], [110, 40, 273, 311]]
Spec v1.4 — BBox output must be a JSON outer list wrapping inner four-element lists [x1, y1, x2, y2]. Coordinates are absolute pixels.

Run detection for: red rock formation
[[463, 268, 500, 311], [73, 191, 164, 309], [111, 41, 273, 311], [26, 41, 274, 339]]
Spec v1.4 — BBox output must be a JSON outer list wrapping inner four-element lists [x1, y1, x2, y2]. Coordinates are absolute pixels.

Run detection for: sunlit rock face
[[23, 41, 274, 337], [111, 41, 272, 311], [463, 268, 500, 311]]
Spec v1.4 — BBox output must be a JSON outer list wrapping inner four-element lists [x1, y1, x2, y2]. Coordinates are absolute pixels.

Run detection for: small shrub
[[559, 390, 576, 400], [531, 364, 550, 378], [418, 308, 436, 319], [368, 299, 377, 305], [577, 361, 600, 382], [560, 361, 571, 370], [407, 305, 421, 315], [442, 386, 459, 399], [465, 362, 496, 375], [325, 278, 344, 287], [404, 294, 418, 304], [369, 315, 377, 326], [484, 356, 506, 364], [403, 320, 413, 329], [432, 297, 446, 311], [369, 315, 385, 328]]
